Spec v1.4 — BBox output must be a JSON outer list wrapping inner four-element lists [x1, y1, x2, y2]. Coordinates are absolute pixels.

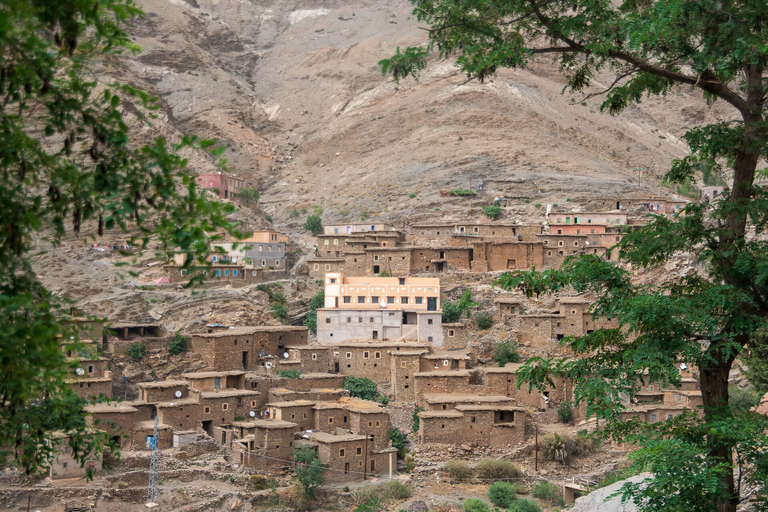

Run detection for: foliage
[[507, 499, 541, 512], [542, 433, 572, 465], [385, 1, 768, 508], [303, 215, 323, 235], [378, 395, 389, 406], [239, 187, 260, 204], [312, 205, 323, 216], [169, 333, 187, 355], [303, 290, 324, 334], [483, 205, 501, 220], [379, 270, 391, 277], [458, 289, 480, 317], [271, 302, 288, 324], [412, 406, 424, 432], [557, 401, 573, 423], [449, 189, 477, 196], [495, 341, 520, 366], [462, 498, 490, 512], [277, 369, 300, 379], [476, 313, 494, 330], [487, 481, 518, 508], [359, 210, 369, 221], [126, 342, 146, 360], [743, 329, 768, 394], [729, 385, 760, 416], [444, 460, 473, 480], [388, 428, 406, 454], [442, 300, 462, 323], [355, 497, 384, 512], [409, 193, 417, 199], [293, 445, 324, 499], [573, 430, 598, 456], [382, 480, 411, 500], [343, 376, 379, 401], [290, 208, 300, 219], [474, 459, 521, 481], [531, 481, 560, 502]]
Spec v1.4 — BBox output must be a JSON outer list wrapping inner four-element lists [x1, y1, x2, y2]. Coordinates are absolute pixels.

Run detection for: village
[[20, 180, 726, 512]]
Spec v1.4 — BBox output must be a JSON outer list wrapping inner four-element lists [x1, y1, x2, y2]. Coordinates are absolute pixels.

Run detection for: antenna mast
[[146, 415, 159, 508]]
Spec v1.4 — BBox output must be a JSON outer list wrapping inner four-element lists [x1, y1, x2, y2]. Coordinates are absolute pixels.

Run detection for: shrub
[[378, 395, 389, 405], [476, 313, 494, 330], [542, 433, 572, 465], [294, 445, 323, 499], [450, 189, 477, 196], [239, 187, 260, 203], [524, 198, 531, 203], [303, 214, 323, 235], [209, 187, 220, 195], [303, 290, 324, 334], [343, 376, 379, 400], [271, 302, 288, 324], [312, 204, 323, 216], [340, 209, 350, 216], [462, 498, 490, 512], [290, 208, 300, 218], [277, 369, 300, 378], [379, 270, 391, 277], [507, 499, 541, 512], [126, 342, 145, 360], [573, 429, 598, 456], [169, 333, 187, 355], [359, 210, 369, 221], [412, 406, 424, 431], [534, 203, 542, 208], [488, 481, 517, 508], [557, 401, 573, 423], [495, 341, 521, 366], [483, 205, 501, 219], [458, 289, 479, 317], [355, 497, 384, 512], [513, 482, 528, 495], [442, 299, 462, 323], [531, 481, 560, 502], [382, 480, 411, 500], [474, 459, 521, 481], [444, 460, 473, 480], [388, 428, 405, 453], [409, 193, 417, 198]]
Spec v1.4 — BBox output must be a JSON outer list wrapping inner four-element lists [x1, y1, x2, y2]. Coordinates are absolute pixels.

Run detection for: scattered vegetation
[[388, 428, 406, 455], [507, 499, 541, 512], [304, 214, 323, 235], [458, 289, 480, 317], [312, 204, 323, 216], [450, 189, 477, 196], [290, 208, 300, 219], [343, 376, 379, 401], [277, 369, 301, 379], [476, 313, 494, 330], [462, 498, 490, 512], [169, 333, 187, 355], [409, 193, 417, 198], [271, 302, 288, 324], [378, 395, 389, 405], [126, 342, 146, 360], [557, 401, 573, 423], [442, 299, 462, 323], [303, 290, 324, 334], [483, 205, 501, 219], [359, 210, 370, 221], [444, 460, 473, 480], [412, 406, 424, 431], [239, 187, 260, 203], [474, 459, 522, 481], [379, 270, 391, 277], [294, 445, 324, 499], [488, 481, 518, 508], [495, 340, 521, 366], [531, 481, 561, 503]]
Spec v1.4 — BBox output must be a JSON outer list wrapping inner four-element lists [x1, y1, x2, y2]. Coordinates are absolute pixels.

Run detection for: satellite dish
[[175, 391, 182, 398], [265, 362, 273, 369], [380, 300, 386, 308], [680, 363, 688, 370], [283, 352, 290, 359], [75, 368, 85, 376], [249, 411, 256, 418]]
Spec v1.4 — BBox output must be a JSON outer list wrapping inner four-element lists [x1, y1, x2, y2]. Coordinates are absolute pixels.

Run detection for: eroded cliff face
[[115, 0, 732, 226]]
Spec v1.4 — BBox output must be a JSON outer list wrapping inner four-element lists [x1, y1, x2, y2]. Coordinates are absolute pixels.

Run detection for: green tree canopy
[[304, 214, 323, 235], [294, 445, 324, 498], [0, 0, 239, 479], [381, 1, 768, 511], [343, 376, 380, 401]]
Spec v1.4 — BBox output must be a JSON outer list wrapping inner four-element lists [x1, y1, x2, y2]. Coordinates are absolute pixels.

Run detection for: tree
[[343, 376, 379, 401], [458, 289, 479, 318], [303, 290, 324, 334], [271, 302, 288, 324], [383, 2, 768, 510], [169, 333, 188, 355], [126, 342, 146, 360], [304, 215, 323, 235], [238, 187, 260, 204], [742, 330, 768, 395], [495, 340, 520, 367], [442, 299, 462, 323], [388, 427, 406, 456], [487, 481, 517, 508], [293, 445, 324, 499], [0, 0, 238, 480]]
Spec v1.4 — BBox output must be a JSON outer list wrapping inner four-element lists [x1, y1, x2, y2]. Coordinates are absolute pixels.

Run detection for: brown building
[[337, 341, 430, 393], [49, 430, 104, 481], [191, 326, 309, 371], [300, 432, 396, 483], [233, 419, 299, 470], [418, 403, 526, 448]]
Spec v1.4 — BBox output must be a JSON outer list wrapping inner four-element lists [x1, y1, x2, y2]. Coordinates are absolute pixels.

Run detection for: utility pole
[[146, 416, 159, 508], [534, 425, 539, 472]]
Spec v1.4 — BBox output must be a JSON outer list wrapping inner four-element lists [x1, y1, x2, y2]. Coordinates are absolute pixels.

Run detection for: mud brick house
[[337, 341, 431, 393], [155, 397, 201, 432], [548, 211, 628, 227], [191, 326, 309, 371], [232, 419, 299, 470], [49, 430, 104, 481], [409, 222, 530, 242], [317, 273, 443, 346], [299, 432, 396, 482], [163, 263, 265, 286], [469, 241, 545, 271], [390, 349, 429, 402], [419, 350, 470, 372], [626, 197, 688, 217], [442, 323, 469, 350], [418, 403, 526, 448], [266, 400, 316, 430], [324, 223, 392, 235], [409, 247, 473, 272], [137, 380, 190, 403], [213, 230, 289, 270], [309, 257, 346, 278], [195, 171, 244, 200], [84, 402, 141, 448], [277, 345, 333, 374], [66, 355, 112, 400]]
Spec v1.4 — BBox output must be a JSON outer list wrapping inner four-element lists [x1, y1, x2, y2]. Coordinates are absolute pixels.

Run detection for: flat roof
[[484, 364, 525, 373], [414, 370, 473, 377], [422, 350, 470, 360], [424, 394, 513, 404], [182, 371, 245, 378], [232, 420, 297, 429], [419, 410, 463, 418], [335, 341, 430, 348], [307, 431, 368, 443], [267, 399, 315, 408], [199, 390, 260, 399], [137, 380, 188, 389], [156, 398, 199, 408], [494, 297, 523, 304], [390, 350, 430, 356], [455, 404, 525, 412], [84, 403, 137, 414], [194, 326, 308, 337]]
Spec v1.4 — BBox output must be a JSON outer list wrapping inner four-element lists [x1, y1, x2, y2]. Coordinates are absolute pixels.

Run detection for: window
[[215, 270, 221, 276], [374, 351, 381, 358], [181, 269, 187, 276], [400, 361, 406, 368], [63, 462, 68, 469], [329, 417, 334, 424], [356, 446, 362, 455], [371, 296, 379, 303], [364, 351, 370, 358], [399, 278, 405, 285], [261, 259, 267, 266], [224, 270, 229, 276], [325, 318, 331, 324], [212, 255, 218, 262], [375, 421, 380, 427], [428, 319, 433, 325], [88, 365, 94, 373], [358, 296, 365, 303], [325, 264, 330, 271], [312, 353, 317, 360], [324, 240, 329, 245], [303, 413, 307, 418], [387, 297, 394, 304], [222, 403, 229, 411], [347, 317, 351, 323], [558, 241, 564, 247], [251, 400, 257, 407], [346, 352, 352, 359], [339, 448, 345, 456], [233, 269, 238, 276], [651, 414, 657, 422], [474, 227, 479, 233], [448, 330, 454, 337], [291, 414, 295, 420], [344, 296, 351, 303], [368, 421, 373, 427], [204, 407, 211, 414], [358, 317, 363, 323], [274, 260, 280, 266], [374, 255, 379, 261]]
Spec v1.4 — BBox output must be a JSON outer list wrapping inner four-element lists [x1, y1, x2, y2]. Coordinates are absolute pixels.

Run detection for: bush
[[409, 193, 417, 198], [488, 481, 517, 508], [474, 459, 521, 481], [495, 341, 521, 366], [239, 187, 260, 203], [442, 300, 462, 323], [531, 480, 560, 502], [378, 395, 389, 405], [412, 406, 424, 431], [126, 342, 145, 360], [507, 499, 541, 512], [542, 433, 572, 465], [303, 214, 323, 235], [343, 376, 379, 400], [389, 428, 405, 453], [382, 480, 411, 500], [303, 290, 324, 334], [444, 460, 473, 480], [379, 270, 391, 277], [476, 313, 494, 330], [483, 205, 501, 219], [557, 401, 573, 423], [458, 289, 479, 317], [169, 333, 187, 355], [573, 430, 598, 456], [462, 498, 490, 512], [271, 302, 288, 324], [277, 369, 300, 378], [450, 189, 477, 196], [290, 208, 300, 218]]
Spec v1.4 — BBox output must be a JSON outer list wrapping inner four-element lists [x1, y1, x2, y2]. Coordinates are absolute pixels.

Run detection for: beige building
[[324, 223, 392, 235], [548, 211, 628, 226]]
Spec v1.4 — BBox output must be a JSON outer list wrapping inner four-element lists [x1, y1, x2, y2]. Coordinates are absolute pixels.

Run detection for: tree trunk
[[699, 355, 737, 512]]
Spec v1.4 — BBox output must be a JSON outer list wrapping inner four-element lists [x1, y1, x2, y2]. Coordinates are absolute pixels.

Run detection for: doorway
[[242, 351, 248, 369], [202, 420, 213, 436]]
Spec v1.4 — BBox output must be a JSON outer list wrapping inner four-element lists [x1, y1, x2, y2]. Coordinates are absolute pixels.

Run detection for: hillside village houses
[[195, 171, 245, 200]]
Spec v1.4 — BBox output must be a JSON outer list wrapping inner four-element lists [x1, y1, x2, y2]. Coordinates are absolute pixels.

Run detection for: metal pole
[[535, 426, 538, 472]]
